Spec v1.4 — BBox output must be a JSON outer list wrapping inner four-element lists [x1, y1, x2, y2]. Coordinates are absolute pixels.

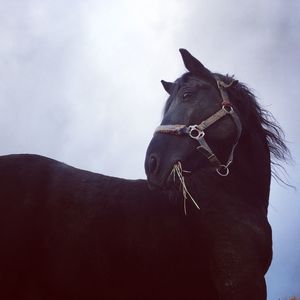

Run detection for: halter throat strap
[[154, 76, 242, 176]]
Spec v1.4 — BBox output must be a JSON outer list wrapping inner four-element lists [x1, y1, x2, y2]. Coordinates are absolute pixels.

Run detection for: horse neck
[[230, 125, 271, 211]]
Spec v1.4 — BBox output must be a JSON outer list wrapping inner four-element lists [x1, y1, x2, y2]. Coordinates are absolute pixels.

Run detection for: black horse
[[145, 49, 289, 299], [0, 49, 288, 300], [0, 155, 216, 299]]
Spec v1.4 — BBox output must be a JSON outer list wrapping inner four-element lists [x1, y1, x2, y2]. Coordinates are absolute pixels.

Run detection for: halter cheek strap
[[154, 76, 242, 176]]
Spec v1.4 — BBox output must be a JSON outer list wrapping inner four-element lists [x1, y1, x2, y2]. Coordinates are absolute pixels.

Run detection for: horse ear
[[161, 80, 174, 94], [179, 48, 211, 78]]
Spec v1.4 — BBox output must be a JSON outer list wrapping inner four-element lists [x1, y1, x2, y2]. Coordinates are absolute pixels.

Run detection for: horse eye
[[182, 92, 191, 100]]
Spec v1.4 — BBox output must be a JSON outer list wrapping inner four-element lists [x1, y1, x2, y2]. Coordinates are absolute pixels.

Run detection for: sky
[[0, 0, 299, 298]]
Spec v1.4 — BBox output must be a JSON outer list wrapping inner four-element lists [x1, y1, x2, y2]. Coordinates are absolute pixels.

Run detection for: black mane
[[216, 73, 290, 177]]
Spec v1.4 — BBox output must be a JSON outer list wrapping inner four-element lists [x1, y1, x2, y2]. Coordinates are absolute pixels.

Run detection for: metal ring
[[188, 125, 205, 140], [216, 165, 230, 176], [222, 104, 233, 114]]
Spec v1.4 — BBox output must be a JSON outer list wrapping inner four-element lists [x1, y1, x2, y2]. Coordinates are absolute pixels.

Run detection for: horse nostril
[[148, 154, 159, 174]]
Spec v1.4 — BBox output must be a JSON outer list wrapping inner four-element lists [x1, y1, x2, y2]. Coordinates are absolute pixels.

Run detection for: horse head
[[145, 49, 288, 213], [145, 49, 242, 195]]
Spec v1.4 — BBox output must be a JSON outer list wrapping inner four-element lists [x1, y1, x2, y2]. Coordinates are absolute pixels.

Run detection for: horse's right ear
[[161, 80, 173, 94], [179, 48, 211, 78]]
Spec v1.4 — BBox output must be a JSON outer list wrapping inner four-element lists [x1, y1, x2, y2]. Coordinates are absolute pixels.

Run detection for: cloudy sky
[[0, 0, 299, 298]]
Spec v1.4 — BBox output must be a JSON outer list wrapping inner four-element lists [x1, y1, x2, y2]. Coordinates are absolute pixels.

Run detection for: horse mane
[[216, 73, 291, 182]]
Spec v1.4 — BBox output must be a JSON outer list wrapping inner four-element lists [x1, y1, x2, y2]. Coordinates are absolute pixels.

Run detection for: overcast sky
[[0, 0, 299, 298]]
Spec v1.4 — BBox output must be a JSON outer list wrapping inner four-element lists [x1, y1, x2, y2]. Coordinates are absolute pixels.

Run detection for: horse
[[0, 49, 288, 300], [144, 49, 289, 299], [0, 153, 222, 299]]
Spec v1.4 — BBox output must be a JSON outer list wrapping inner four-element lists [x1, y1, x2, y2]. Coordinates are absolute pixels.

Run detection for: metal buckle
[[222, 104, 233, 114], [187, 125, 205, 140], [216, 165, 230, 176]]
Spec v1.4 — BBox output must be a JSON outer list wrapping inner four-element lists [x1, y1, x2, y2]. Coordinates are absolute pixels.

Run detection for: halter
[[155, 76, 242, 176]]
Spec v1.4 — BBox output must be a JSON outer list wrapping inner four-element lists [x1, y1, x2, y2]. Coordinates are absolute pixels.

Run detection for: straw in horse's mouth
[[170, 161, 200, 215]]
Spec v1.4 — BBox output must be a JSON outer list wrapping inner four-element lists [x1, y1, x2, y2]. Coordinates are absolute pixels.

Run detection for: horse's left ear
[[179, 48, 211, 78], [161, 80, 174, 94]]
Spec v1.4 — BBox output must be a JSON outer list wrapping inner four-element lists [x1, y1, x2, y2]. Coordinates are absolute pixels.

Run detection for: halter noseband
[[155, 76, 242, 176]]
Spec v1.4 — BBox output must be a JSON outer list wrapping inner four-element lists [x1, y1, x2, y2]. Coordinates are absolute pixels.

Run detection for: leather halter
[[155, 76, 242, 176]]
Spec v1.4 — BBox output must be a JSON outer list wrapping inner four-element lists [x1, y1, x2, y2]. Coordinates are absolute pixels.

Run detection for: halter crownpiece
[[155, 76, 242, 176]]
